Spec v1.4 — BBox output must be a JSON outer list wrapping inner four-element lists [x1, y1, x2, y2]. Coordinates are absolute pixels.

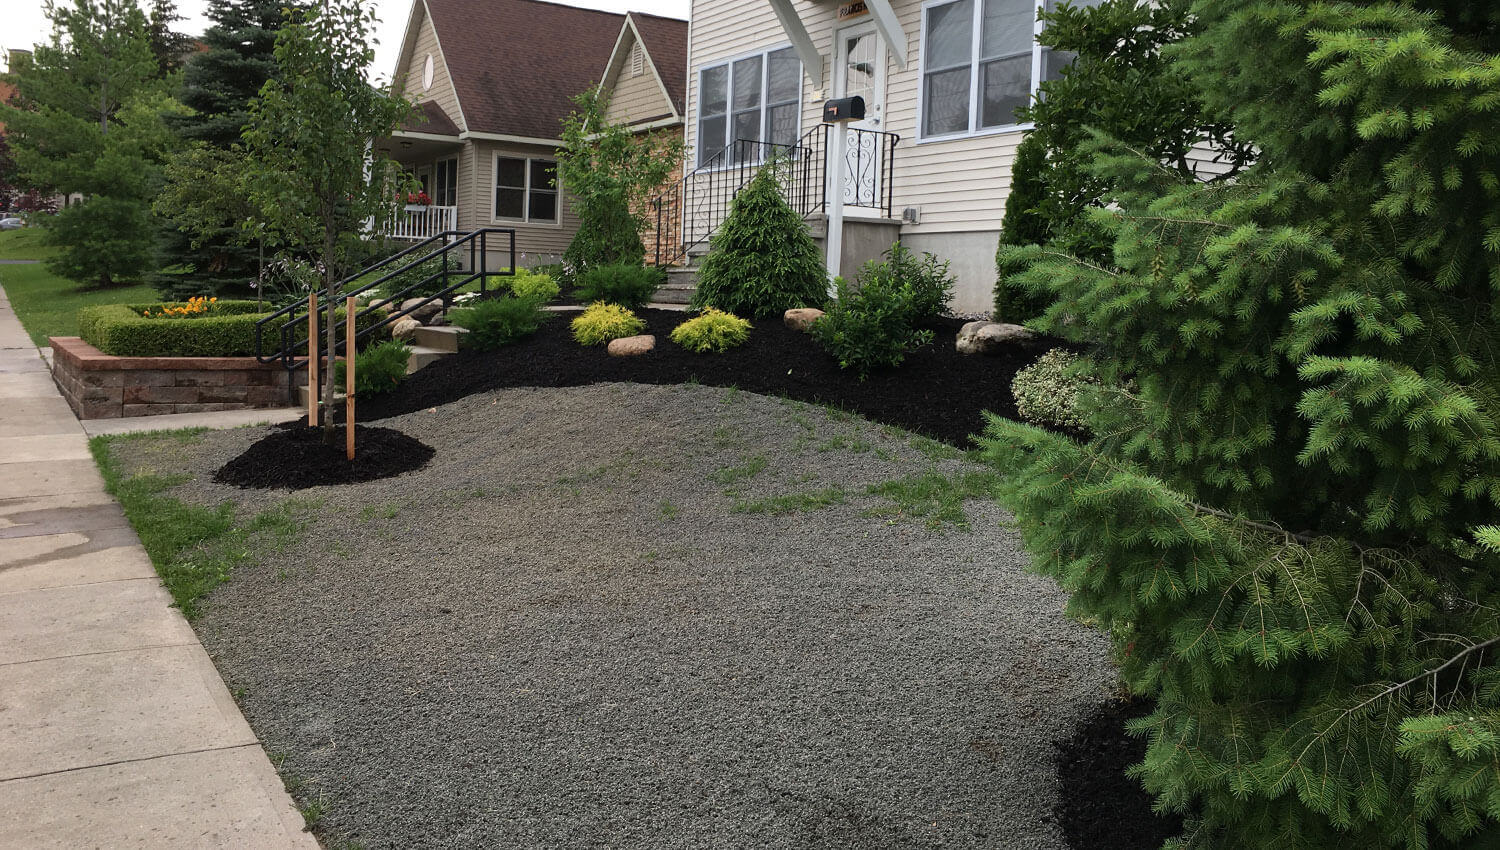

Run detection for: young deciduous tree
[[557, 87, 683, 274], [0, 0, 178, 287], [986, 2, 1500, 846], [242, 0, 411, 439]]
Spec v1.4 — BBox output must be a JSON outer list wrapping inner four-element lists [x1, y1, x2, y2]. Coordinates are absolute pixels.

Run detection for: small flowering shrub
[[1010, 349, 1097, 430], [508, 268, 561, 301], [670, 308, 751, 353], [334, 340, 411, 396], [571, 302, 645, 346]]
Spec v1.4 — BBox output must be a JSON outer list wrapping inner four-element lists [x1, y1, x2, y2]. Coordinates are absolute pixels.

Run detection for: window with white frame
[[920, 0, 1100, 139], [494, 156, 557, 222], [697, 47, 801, 166], [434, 158, 458, 207]]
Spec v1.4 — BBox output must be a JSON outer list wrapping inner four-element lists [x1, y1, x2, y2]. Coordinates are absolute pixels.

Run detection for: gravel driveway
[[131, 383, 1115, 849]]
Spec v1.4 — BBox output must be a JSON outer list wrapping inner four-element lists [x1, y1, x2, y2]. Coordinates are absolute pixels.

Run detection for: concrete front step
[[412, 325, 468, 353], [406, 344, 448, 374]]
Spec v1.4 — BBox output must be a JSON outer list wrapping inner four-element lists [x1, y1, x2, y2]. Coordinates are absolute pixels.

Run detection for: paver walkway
[[0, 282, 314, 848]]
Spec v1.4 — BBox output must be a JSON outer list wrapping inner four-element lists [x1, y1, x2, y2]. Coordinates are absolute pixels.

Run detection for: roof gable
[[599, 13, 687, 126], [627, 13, 687, 114], [422, 0, 630, 141], [392, 0, 466, 133]]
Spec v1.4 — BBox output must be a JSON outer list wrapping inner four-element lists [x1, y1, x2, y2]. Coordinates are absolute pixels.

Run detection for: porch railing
[[385, 204, 458, 241], [649, 124, 899, 268]]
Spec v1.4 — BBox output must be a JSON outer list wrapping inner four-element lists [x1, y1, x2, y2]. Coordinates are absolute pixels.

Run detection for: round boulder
[[784, 308, 826, 332], [399, 297, 444, 323], [606, 334, 656, 357], [955, 321, 1035, 355], [390, 317, 422, 341]]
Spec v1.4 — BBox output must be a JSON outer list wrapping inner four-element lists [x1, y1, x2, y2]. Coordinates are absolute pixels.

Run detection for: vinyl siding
[[602, 30, 677, 126], [400, 4, 465, 132], [463, 139, 580, 260]]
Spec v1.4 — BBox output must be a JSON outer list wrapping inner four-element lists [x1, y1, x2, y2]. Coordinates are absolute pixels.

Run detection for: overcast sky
[[4, 0, 691, 83]]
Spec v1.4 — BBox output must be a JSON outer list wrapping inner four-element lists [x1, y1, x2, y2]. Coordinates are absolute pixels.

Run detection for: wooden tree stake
[[346, 296, 356, 460], [307, 292, 318, 426]]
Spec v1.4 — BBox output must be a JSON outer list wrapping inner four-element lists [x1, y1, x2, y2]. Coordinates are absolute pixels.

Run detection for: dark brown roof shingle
[[404, 99, 461, 136]]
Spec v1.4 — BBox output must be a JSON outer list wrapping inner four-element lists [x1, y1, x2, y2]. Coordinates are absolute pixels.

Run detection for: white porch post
[[826, 125, 846, 292]]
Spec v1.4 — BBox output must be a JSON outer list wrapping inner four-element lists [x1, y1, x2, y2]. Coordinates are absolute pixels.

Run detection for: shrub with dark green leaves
[[78, 301, 271, 356], [574, 263, 661, 309], [334, 339, 410, 396], [448, 295, 546, 350], [859, 241, 954, 324], [809, 276, 932, 378], [669, 308, 751, 353], [571, 302, 645, 346], [691, 162, 827, 318]]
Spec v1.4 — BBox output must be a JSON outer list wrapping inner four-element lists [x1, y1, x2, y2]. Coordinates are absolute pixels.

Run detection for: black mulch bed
[[357, 308, 1054, 446], [213, 424, 435, 490], [1055, 698, 1183, 848]]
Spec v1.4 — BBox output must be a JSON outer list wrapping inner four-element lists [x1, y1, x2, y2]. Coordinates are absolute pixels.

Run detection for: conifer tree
[[691, 161, 826, 318], [986, 1, 1500, 846], [0, 0, 178, 287]]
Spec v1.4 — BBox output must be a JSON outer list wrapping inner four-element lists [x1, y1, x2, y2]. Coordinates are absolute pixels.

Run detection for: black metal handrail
[[648, 124, 900, 268], [254, 227, 516, 394]]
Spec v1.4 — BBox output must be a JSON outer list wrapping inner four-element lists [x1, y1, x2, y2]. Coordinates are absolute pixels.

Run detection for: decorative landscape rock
[[955, 321, 1035, 355], [399, 298, 444, 322], [427, 311, 450, 327], [390, 318, 422, 341], [606, 334, 656, 357], [783, 308, 825, 332]]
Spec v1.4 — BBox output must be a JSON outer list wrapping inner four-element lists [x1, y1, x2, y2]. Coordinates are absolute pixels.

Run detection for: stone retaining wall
[[50, 336, 304, 419]]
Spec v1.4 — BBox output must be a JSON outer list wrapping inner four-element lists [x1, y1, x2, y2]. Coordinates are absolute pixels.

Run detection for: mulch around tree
[[357, 308, 1054, 446], [213, 424, 435, 490], [1054, 698, 1184, 848]]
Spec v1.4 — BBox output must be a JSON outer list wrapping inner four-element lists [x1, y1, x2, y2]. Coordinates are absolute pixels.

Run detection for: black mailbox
[[823, 96, 865, 123]]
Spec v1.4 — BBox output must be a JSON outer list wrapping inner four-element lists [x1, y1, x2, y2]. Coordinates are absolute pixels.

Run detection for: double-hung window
[[494, 156, 557, 223], [697, 47, 801, 167], [433, 158, 458, 207], [920, 0, 1099, 139]]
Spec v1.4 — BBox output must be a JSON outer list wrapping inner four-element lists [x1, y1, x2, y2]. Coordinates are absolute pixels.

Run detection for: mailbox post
[[822, 96, 864, 292]]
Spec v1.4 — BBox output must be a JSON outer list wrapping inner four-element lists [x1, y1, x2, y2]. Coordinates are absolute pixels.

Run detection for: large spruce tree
[[153, 0, 287, 297], [987, 1, 1500, 846]]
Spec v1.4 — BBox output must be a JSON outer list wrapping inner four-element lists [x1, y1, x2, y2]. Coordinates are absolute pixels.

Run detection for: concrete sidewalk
[[0, 284, 314, 847]]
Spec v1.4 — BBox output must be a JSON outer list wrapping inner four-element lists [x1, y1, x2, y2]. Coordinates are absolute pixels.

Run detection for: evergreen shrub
[[571, 302, 645, 346], [1010, 349, 1096, 430], [507, 268, 560, 301], [574, 263, 661, 309], [691, 162, 826, 318], [448, 295, 546, 350], [808, 276, 932, 379], [669, 308, 751, 353], [334, 339, 410, 396], [78, 300, 271, 356]]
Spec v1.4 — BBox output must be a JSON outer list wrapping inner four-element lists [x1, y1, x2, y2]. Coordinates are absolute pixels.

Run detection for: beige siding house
[[683, 0, 1105, 312], [379, 0, 687, 266]]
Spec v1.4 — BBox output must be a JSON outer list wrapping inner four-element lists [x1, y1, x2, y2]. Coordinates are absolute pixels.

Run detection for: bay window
[[920, 0, 1101, 139], [697, 47, 801, 166]]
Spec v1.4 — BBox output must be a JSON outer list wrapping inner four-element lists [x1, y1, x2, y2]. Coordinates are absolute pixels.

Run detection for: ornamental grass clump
[[670, 308, 751, 353], [448, 295, 546, 350], [571, 302, 645, 346], [1010, 349, 1097, 430], [334, 339, 410, 396]]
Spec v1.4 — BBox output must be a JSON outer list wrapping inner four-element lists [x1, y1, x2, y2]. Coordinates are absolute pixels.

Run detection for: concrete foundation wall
[[900, 230, 1000, 316]]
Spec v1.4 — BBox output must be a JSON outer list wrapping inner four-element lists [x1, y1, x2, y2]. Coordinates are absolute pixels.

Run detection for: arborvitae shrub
[[562, 188, 644, 276], [994, 132, 1053, 323], [691, 162, 826, 318], [334, 339, 410, 396], [570, 302, 645, 346], [982, 2, 1500, 846], [574, 263, 661, 310], [669, 308, 751, 353], [448, 295, 546, 350]]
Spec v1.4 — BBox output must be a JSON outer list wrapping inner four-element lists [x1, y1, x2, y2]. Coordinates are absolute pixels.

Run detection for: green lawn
[[0, 228, 54, 260], [0, 260, 158, 346]]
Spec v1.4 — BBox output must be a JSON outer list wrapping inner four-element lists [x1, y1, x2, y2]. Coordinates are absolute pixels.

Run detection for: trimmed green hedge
[[78, 301, 382, 357]]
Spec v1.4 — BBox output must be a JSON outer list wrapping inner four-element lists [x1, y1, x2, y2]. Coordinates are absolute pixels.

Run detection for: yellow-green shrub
[[571, 302, 645, 346], [669, 308, 751, 353], [508, 268, 560, 301]]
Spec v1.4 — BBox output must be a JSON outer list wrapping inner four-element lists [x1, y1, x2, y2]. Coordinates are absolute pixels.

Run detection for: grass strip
[[864, 470, 1001, 530], [0, 261, 157, 345], [731, 487, 847, 515]]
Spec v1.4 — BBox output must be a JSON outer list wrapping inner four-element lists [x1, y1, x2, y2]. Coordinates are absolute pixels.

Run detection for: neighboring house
[[378, 0, 687, 269], [680, 0, 1110, 312]]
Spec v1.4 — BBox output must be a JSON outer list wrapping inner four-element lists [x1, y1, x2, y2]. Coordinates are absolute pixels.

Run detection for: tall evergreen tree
[[986, 1, 1500, 846], [0, 0, 178, 287], [154, 0, 289, 297], [146, 0, 193, 74]]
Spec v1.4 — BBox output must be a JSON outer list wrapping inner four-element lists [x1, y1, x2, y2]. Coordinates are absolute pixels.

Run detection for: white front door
[[833, 21, 887, 213]]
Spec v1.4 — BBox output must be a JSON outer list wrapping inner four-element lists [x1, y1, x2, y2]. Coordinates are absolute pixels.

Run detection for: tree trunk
[[322, 233, 338, 445]]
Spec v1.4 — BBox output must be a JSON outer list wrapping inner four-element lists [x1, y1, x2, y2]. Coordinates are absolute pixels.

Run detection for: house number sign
[[837, 1, 869, 21]]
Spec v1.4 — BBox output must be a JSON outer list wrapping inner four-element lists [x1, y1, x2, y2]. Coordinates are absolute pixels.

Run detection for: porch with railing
[[385, 204, 458, 241]]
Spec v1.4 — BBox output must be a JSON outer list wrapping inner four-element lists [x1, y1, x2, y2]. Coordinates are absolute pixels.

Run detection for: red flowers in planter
[[405, 191, 432, 205]]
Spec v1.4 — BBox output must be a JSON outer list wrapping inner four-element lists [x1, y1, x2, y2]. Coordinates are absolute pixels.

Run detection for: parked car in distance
[[0, 217, 23, 230]]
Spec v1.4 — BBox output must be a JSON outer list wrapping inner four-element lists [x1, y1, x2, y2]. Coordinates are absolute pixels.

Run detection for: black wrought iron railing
[[648, 124, 899, 268], [254, 227, 515, 398]]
